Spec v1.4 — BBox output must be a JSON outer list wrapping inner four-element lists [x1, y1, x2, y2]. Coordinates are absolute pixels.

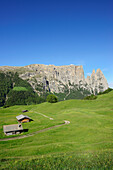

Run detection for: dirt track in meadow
[[0, 121, 70, 141]]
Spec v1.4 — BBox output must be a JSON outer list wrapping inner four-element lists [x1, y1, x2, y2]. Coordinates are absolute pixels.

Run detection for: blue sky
[[0, 0, 113, 87]]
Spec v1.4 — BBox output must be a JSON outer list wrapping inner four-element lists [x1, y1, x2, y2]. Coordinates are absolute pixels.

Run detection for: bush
[[3, 105, 10, 108], [98, 88, 113, 95], [47, 94, 58, 103], [84, 94, 97, 100]]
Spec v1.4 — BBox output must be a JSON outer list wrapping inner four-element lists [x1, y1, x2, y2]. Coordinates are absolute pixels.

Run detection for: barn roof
[[22, 110, 28, 113], [16, 114, 31, 121], [3, 124, 23, 133]]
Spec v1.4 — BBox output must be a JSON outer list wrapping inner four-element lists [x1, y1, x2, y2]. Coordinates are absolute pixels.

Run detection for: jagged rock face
[[86, 69, 108, 94], [0, 64, 108, 95], [20, 64, 86, 93]]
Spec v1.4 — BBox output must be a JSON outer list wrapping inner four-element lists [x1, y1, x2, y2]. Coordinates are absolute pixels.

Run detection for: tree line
[[0, 72, 45, 107]]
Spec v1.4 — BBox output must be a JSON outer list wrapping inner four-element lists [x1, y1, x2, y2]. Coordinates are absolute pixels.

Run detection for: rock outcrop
[[0, 64, 108, 95], [86, 69, 108, 94]]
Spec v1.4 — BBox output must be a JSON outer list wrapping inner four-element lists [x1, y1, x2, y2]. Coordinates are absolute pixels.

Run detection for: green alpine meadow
[[0, 0, 112, 169], [0, 90, 113, 169]]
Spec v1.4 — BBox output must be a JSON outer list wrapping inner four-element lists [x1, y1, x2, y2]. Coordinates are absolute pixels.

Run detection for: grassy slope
[[0, 91, 113, 169], [13, 87, 28, 91]]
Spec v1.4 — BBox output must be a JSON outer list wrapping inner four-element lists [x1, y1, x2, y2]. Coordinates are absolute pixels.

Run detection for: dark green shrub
[[3, 105, 10, 108], [98, 88, 113, 95], [84, 94, 97, 100], [47, 94, 58, 103]]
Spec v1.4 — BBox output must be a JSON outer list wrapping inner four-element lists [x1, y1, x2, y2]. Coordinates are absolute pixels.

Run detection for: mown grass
[[0, 105, 63, 139], [0, 91, 113, 169], [13, 86, 28, 91]]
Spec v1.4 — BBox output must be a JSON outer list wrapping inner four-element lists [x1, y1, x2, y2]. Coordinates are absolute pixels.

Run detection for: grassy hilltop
[[0, 91, 113, 169]]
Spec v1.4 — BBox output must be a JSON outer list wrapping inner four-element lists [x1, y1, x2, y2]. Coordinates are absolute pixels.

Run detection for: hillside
[[0, 64, 108, 100], [0, 72, 45, 107], [0, 91, 113, 169]]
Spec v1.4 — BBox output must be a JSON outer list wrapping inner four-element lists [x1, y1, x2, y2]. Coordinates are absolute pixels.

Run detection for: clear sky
[[0, 0, 113, 87]]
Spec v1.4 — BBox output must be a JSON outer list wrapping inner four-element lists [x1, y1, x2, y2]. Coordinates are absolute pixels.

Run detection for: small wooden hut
[[16, 114, 33, 123], [3, 124, 23, 136]]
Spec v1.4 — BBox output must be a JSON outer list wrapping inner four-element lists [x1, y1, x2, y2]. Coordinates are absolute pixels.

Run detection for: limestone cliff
[[0, 64, 108, 96], [86, 69, 108, 94]]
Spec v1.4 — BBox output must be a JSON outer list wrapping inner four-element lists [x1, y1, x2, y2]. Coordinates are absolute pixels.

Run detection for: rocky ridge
[[0, 64, 108, 96]]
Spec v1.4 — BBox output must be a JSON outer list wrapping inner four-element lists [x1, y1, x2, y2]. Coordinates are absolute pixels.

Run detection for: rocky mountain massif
[[0, 64, 108, 100]]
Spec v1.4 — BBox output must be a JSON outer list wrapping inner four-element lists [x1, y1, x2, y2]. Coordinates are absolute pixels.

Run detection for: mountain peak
[[92, 69, 95, 74], [0, 64, 108, 95], [96, 68, 102, 73]]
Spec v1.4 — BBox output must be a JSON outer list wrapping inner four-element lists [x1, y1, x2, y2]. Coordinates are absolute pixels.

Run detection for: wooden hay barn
[[3, 124, 23, 136], [16, 114, 33, 123]]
